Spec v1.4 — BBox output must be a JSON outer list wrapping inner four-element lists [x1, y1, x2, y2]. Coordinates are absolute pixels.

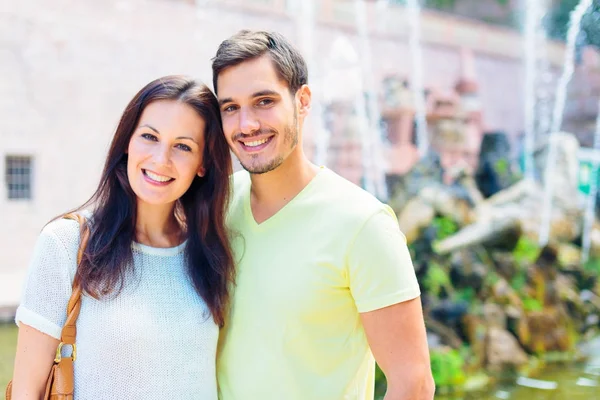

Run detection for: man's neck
[[248, 151, 320, 224]]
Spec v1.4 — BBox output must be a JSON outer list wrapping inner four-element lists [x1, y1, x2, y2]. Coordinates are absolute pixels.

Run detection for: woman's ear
[[197, 166, 206, 178]]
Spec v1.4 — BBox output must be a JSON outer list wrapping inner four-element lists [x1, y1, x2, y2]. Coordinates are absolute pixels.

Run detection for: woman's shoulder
[[40, 213, 87, 251]]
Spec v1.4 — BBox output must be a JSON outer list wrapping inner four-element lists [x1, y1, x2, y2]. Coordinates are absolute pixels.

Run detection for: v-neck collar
[[243, 166, 327, 231]]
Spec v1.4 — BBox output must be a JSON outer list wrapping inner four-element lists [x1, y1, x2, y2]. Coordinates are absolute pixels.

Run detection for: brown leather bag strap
[[59, 213, 90, 347]]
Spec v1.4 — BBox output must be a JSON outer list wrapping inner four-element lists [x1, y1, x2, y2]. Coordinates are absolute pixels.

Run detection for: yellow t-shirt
[[218, 168, 421, 400]]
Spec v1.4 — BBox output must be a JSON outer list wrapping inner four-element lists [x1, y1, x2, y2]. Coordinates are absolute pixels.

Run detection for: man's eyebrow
[[218, 90, 281, 107], [218, 98, 233, 106], [252, 90, 279, 98]]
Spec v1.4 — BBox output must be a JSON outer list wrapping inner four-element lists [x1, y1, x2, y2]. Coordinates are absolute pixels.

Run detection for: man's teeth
[[245, 138, 269, 147], [145, 170, 172, 182]]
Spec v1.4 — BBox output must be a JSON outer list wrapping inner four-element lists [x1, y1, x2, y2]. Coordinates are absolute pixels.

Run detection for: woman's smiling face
[[127, 99, 206, 207]]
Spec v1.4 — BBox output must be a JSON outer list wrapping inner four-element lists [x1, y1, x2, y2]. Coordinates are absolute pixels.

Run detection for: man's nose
[[238, 108, 260, 135]]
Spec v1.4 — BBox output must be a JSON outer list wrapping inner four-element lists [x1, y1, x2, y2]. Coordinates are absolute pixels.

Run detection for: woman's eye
[[141, 133, 158, 141], [176, 144, 192, 152]]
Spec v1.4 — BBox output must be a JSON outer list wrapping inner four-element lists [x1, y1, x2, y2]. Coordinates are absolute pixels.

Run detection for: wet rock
[[397, 198, 435, 244], [434, 217, 519, 255], [475, 131, 519, 198], [426, 318, 464, 349], [419, 184, 476, 226], [491, 252, 517, 281], [387, 152, 443, 212], [534, 132, 581, 213], [523, 306, 573, 353], [557, 243, 582, 268], [449, 249, 487, 293], [430, 299, 470, 330], [491, 278, 523, 309], [485, 327, 528, 368], [483, 303, 507, 329], [462, 314, 487, 367]]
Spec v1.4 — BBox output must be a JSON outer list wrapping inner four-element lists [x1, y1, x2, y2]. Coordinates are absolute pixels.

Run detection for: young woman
[[10, 75, 234, 399]]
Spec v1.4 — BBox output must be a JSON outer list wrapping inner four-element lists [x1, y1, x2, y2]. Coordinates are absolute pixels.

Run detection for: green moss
[[432, 216, 459, 240], [423, 262, 452, 297], [510, 271, 527, 291], [512, 237, 540, 267], [454, 287, 476, 303], [584, 257, 600, 276], [522, 297, 543, 312], [430, 348, 467, 387]]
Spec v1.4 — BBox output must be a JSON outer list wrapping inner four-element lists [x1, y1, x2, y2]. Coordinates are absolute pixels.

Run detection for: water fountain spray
[[523, 0, 544, 181], [582, 98, 600, 263], [406, 0, 429, 158], [354, 0, 388, 200], [538, 0, 592, 246], [294, 0, 330, 169]]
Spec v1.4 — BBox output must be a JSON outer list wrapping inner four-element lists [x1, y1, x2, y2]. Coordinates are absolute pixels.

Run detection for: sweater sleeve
[[15, 220, 78, 340]]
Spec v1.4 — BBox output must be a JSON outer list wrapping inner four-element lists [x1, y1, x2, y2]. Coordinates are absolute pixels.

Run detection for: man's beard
[[240, 112, 298, 175]]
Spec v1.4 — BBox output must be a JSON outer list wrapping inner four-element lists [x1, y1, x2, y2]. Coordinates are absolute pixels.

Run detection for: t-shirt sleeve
[[348, 206, 421, 313], [15, 224, 75, 340]]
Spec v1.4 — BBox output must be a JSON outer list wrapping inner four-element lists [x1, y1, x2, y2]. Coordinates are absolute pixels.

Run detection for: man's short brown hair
[[211, 30, 308, 95]]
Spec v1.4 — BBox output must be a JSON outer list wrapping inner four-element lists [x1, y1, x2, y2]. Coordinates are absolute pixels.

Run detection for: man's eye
[[223, 105, 237, 112], [176, 144, 192, 152], [141, 133, 158, 141], [258, 99, 273, 106]]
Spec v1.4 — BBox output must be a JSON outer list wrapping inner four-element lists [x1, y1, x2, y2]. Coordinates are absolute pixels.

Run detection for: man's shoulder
[[317, 169, 392, 224]]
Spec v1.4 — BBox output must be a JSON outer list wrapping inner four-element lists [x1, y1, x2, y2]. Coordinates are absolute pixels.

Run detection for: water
[[293, 0, 332, 170], [406, 0, 429, 158], [456, 364, 600, 400], [581, 97, 600, 262], [538, 0, 593, 246], [354, 0, 388, 200], [522, 0, 545, 181]]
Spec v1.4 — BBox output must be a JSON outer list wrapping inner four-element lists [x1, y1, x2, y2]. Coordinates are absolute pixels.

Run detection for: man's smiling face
[[217, 54, 299, 175]]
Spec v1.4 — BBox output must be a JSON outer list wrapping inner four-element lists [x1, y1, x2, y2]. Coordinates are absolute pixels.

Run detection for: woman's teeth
[[245, 138, 269, 147], [144, 170, 172, 182]]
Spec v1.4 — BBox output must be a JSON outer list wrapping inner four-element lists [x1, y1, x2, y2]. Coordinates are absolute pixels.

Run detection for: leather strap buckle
[[54, 342, 77, 363]]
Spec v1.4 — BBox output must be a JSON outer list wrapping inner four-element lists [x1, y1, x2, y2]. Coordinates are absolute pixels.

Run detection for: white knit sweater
[[15, 217, 218, 399]]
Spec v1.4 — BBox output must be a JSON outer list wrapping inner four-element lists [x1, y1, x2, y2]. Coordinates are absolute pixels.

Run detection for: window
[[5, 155, 33, 200]]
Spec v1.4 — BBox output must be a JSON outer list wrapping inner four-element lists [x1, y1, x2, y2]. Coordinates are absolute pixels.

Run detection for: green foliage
[[374, 363, 387, 399], [494, 158, 509, 175], [522, 297, 543, 312], [430, 348, 466, 387], [584, 257, 600, 276], [483, 270, 501, 287], [510, 271, 527, 291], [512, 236, 540, 267], [432, 216, 459, 240], [454, 287, 476, 303], [0, 324, 18, 394], [423, 262, 452, 297]]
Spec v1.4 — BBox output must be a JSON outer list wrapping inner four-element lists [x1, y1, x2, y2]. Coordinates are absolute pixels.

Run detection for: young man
[[212, 30, 435, 400]]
